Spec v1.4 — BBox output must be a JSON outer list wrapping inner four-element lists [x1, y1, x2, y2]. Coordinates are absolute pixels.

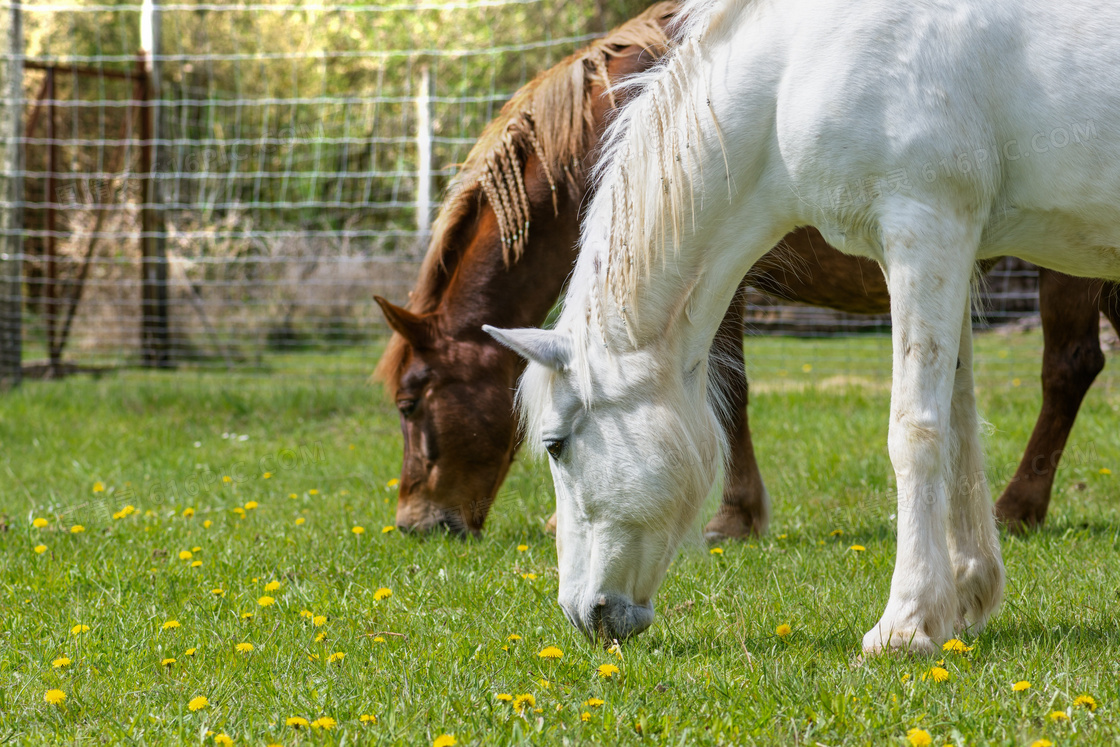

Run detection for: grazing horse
[[376, 1, 1119, 540], [488, 0, 1120, 652]]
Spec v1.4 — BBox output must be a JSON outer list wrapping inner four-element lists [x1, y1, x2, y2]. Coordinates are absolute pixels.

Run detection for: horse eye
[[544, 438, 567, 460], [397, 399, 418, 417]]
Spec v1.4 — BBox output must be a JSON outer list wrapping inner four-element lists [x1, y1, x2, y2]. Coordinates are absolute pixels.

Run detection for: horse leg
[[946, 304, 1006, 633], [994, 270, 1104, 531], [863, 217, 999, 654], [704, 279, 771, 539]]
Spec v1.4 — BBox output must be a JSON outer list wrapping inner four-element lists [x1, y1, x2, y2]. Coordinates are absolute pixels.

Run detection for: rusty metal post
[[0, 2, 23, 387], [45, 67, 60, 375]]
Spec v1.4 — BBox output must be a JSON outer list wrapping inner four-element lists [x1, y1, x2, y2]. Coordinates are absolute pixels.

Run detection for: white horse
[[485, 0, 1120, 653]]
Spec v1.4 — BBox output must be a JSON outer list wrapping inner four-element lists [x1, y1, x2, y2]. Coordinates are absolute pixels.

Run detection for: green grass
[[2, 330, 1119, 745]]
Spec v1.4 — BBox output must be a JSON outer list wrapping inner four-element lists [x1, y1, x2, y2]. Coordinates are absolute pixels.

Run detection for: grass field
[[2, 330, 1119, 746]]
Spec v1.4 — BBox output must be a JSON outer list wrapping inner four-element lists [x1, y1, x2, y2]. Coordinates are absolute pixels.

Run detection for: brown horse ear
[[375, 296, 433, 348]]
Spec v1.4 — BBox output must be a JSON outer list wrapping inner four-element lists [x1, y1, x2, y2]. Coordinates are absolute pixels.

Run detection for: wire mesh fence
[[0, 0, 1113, 388]]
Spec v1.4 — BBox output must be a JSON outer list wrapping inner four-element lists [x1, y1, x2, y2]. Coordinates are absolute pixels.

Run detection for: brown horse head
[[373, 3, 676, 536]]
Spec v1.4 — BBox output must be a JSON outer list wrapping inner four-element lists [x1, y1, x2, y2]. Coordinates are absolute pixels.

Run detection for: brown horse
[[375, 2, 1119, 537]]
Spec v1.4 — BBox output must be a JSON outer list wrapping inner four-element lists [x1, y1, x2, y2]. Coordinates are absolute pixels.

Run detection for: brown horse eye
[[397, 399, 418, 417], [544, 438, 566, 460]]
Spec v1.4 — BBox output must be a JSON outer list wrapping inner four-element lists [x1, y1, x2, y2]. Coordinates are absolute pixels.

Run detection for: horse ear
[[483, 325, 571, 371], [375, 296, 433, 348]]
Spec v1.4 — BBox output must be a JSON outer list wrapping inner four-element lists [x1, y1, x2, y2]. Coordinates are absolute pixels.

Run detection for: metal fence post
[[0, 2, 23, 387], [139, 0, 170, 368], [415, 63, 432, 245]]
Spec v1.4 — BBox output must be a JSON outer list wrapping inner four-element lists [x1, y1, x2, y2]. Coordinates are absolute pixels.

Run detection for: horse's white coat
[[489, 0, 1120, 651]]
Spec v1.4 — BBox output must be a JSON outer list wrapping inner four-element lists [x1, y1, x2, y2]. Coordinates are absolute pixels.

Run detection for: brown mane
[[375, 3, 675, 390]]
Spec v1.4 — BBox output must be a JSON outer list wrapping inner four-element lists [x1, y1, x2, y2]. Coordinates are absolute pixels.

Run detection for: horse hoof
[[861, 621, 939, 655]]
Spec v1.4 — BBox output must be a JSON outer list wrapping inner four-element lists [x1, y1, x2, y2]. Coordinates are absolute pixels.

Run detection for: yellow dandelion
[[235, 642, 254, 653], [312, 615, 327, 627], [581, 711, 591, 722], [923, 667, 950, 683], [70, 525, 85, 534], [264, 580, 281, 592], [307, 653, 320, 661], [92, 482, 104, 493], [586, 698, 605, 707], [188, 696, 209, 711], [513, 694, 535, 713], [1100, 468, 1112, 475], [710, 547, 724, 555], [1012, 378, 1022, 387], [44, 689, 66, 705], [211, 588, 225, 596], [849, 544, 866, 552], [214, 733, 232, 746], [433, 736, 456, 747], [802, 363, 813, 373], [382, 525, 396, 533], [328, 652, 345, 663], [286, 716, 309, 728], [538, 646, 563, 659], [240, 612, 254, 620], [373, 636, 386, 643], [906, 728, 932, 747], [161, 658, 176, 666], [244, 501, 258, 510], [233, 507, 246, 517], [288, 493, 298, 499], [311, 717, 336, 730], [775, 623, 792, 638], [33, 517, 48, 528], [942, 638, 973, 653], [222, 475, 232, 483], [1013, 680, 1031, 692], [597, 664, 620, 679], [1050, 710, 1070, 722], [1030, 741, 1053, 747], [185, 648, 197, 656], [496, 693, 513, 702], [52, 656, 71, 668], [315, 632, 327, 642], [178, 550, 192, 561], [521, 573, 537, 580], [70, 624, 89, 635], [386, 478, 399, 488], [257, 596, 275, 608], [517, 544, 528, 552], [262, 472, 272, 479], [1074, 694, 1098, 710], [34, 545, 47, 554], [162, 620, 180, 630], [374, 587, 392, 601], [191, 560, 202, 568], [352, 526, 365, 535], [360, 714, 377, 723], [507, 634, 521, 642], [182, 507, 195, 518], [300, 609, 313, 619], [309, 489, 319, 495], [203, 520, 212, 528], [295, 517, 306, 525], [829, 529, 843, 537]]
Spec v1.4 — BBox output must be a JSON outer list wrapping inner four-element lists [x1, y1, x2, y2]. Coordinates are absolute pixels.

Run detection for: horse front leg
[[994, 270, 1104, 531], [863, 218, 1000, 654], [704, 278, 771, 540]]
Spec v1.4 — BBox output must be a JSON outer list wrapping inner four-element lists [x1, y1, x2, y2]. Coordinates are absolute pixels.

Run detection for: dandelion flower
[[942, 639, 973, 653], [775, 624, 792, 638], [1100, 468, 1112, 475], [312, 615, 327, 627], [70, 525, 85, 534], [382, 525, 396, 533], [433, 735, 456, 747], [496, 693, 513, 702], [185, 648, 197, 656], [162, 620, 180, 630], [373, 636, 385, 643], [93, 482, 104, 493], [328, 652, 345, 663], [33, 518, 48, 528], [182, 507, 195, 518], [233, 507, 246, 517], [1030, 741, 1053, 747], [240, 612, 254, 620], [374, 588, 392, 601], [386, 478, 399, 488], [244, 501, 258, 510], [906, 728, 932, 747], [1013, 680, 1031, 692], [222, 475, 232, 483], [597, 664, 620, 679], [34, 544, 47, 554], [517, 544, 528, 552], [188, 696, 209, 711], [829, 529, 843, 537], [521, 573, 537, 580], [1074, 694, 1098, 710], [179, 550, 192, 561], [360, 713, 377, 723], [923, 667, 950, 683], [161, 657, 176, 666], [191, 560, 202, 568], [513, 694, 535, 713], [52, 656, 71, 668], [586, 698, 605, 707], [311, 717, 336, 730], [214, 733, 232, 746], [309, 489, 319, 495], [211, 588, 225, 596], [235, 642, 254, 653], [70, 625, 89, 635], [264, 580, 281, 592], [300, 609, 313, 619], [710, 547, 724, 555], [295, 517, 306, 525], [538, 646, 563, 660], [257, 596, 275, 607], [802, 363, 813, 373], [849, 544, 866, 552], [44, 689, 66, 705], [581, 712, 591, 722], [262, 472, 272, 479], [507, 634, 521, 642], [1050, 710, 1070, 721], [315, 632, 327, 643], [286, 717, 309, 728], [352, 526, 365, 535]]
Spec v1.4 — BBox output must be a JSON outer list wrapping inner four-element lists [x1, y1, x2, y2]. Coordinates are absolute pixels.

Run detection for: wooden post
[[0, 2, 23, 387], [415, 63, 432, 244], [139, 0, 170, 368]]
